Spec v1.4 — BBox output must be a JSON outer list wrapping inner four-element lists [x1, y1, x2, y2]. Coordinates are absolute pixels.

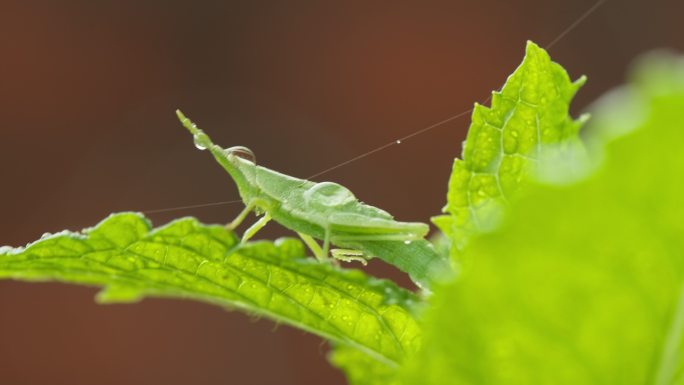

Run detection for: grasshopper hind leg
[[296, 231, 368, 266], [302, 226, 332, 263], [297, 232, 327, 262]]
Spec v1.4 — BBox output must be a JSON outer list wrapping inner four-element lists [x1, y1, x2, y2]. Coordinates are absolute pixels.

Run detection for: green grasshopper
[[177, 110, 452, 289]]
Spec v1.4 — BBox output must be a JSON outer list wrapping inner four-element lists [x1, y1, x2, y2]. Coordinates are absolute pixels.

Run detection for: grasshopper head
[[224, 146, 258, 184], [177, 110, 261, 204], [221, 146, 261, 200]]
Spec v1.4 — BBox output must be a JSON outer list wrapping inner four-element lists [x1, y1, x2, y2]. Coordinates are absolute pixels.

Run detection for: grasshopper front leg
[[227, 200, 257, 230], [241, 213, 272, 243]]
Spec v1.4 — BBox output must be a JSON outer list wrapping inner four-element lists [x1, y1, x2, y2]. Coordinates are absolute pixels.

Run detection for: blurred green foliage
[[402, 51, 684, 385]]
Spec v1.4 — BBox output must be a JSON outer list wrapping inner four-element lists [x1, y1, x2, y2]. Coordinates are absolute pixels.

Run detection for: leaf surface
[[0, 213, 421, 365], [433, 41, 587, 256], [402, 52, 684, 385]]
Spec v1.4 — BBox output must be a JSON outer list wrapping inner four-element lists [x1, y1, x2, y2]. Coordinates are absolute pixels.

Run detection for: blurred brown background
[[0, 1, 681, 384]]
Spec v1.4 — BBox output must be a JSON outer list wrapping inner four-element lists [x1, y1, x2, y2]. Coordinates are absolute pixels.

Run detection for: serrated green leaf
[[433, 41, 587, 256], [402, 52, 684, 385], [0, 213, 422, 365]]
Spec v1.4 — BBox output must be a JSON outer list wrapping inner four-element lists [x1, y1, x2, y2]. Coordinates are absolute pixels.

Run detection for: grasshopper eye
[[224, 146, 256, 164], [304, 182, 356, 209]]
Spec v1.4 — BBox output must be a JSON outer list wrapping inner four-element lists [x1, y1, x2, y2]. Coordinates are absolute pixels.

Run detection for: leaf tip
[[524, 40, 545, 57], [96, 284, 145, 304], [525, 39, 540, 50], [578, 112, 591, 124], [575, 74, 588, 87]]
